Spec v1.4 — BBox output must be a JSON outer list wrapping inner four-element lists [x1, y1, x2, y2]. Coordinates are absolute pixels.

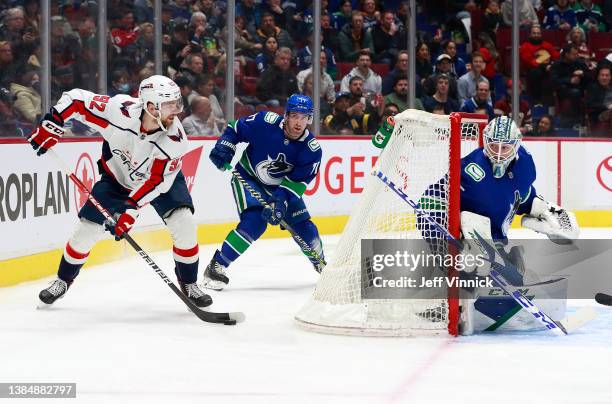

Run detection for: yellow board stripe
[[2, 211, 612, 287]]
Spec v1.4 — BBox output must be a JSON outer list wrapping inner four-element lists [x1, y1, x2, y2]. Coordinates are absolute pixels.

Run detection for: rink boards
[[1, 136, 611, 286]]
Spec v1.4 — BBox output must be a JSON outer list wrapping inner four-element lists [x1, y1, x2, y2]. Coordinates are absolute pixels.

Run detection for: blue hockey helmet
[[285, 94, 314, 123]]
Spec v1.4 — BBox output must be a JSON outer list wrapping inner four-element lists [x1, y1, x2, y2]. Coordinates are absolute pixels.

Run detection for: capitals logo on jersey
[[255, 153, 294, 185]]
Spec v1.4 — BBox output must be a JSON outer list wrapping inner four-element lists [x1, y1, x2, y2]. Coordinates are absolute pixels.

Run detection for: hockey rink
[[1, 229, 612, 404]]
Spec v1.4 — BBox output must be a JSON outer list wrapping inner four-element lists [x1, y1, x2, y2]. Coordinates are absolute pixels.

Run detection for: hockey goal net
[[295, 110, 487, 336]]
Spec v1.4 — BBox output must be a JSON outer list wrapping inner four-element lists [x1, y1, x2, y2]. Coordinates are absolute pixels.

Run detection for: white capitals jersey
[[54, 89, 188, 206]]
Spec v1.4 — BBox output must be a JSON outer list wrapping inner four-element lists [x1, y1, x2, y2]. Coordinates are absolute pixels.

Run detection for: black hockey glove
[[209, 139, 236, 171]]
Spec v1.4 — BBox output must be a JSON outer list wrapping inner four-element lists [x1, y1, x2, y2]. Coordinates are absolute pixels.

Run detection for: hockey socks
[[173, 245, 199, 284], [57, 243, 89, 282], [218, 209, 266, 267]]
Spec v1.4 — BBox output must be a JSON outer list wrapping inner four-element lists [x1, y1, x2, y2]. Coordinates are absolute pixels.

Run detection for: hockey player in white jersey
[[29, 75, 212, 308]]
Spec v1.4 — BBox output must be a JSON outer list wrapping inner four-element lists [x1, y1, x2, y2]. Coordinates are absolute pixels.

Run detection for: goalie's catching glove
[[29, 109, 65, 156], [521, 195, 579, 244]]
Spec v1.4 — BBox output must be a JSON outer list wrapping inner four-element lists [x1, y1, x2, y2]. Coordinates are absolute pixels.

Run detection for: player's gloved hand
[[262, 191, 288, 225], [105, 201, 139, 240], [28, 110, 65, 156], [209, 139, 236, 171]]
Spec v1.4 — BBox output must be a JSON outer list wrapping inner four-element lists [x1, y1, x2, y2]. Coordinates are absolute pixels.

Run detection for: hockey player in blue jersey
[[202, 94, 324, 290]]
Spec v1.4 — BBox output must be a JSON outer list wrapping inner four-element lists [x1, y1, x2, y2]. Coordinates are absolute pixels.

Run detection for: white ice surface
[[1, 229, 612, 404]]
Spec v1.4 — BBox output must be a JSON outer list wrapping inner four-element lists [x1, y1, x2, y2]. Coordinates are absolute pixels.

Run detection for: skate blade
[[36, 301, 53, 310], [200, 279, 226, 291]]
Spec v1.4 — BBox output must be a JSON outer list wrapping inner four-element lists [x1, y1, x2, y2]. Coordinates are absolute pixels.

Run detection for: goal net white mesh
[[295, 110, 485, 336]]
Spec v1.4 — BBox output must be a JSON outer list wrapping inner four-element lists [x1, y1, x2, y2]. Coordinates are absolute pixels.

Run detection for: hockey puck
[[595, 293, 612, 306], [223, 320, 237, 325]]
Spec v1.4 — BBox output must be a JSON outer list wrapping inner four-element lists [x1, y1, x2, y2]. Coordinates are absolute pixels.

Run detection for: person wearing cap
[[423, 54, 459, 100], [323, 91, 377, 135]]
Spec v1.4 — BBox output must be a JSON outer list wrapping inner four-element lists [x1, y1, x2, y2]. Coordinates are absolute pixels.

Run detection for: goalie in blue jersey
[[419, 115, 579, 285], [202, 94, 324, 290]]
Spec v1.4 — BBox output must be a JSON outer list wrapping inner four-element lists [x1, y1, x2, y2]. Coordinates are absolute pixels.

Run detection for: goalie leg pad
[[166, 207, 199, 283], [58, 219, 106, 282]]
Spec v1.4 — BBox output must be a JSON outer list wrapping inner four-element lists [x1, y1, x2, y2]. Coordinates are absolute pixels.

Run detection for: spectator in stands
[[347, 75, 384, 127], [321, 13, 339, 57], [170, 0, 193, 22], [297, 52, 335, 104], [520, 24, 560, 105], [323, 92, 356, 135], [567, 27, 595, 71], [338, 11, 374, 62], [586, 64, 612, 137], [51, 65, 75, 104], [424, 54, 459, 101], [0, 86, 21, 137], [260, 0, 289, 30], [10, 70, 40, 124], [192, 0, 223, 34], [422, 74, 459, 115], [177, 53, 207, 86], [190, 12, 222, 60], [494, 79, 534, 134], [255, 12, 293, 49], [50, 16, 80, 67], [574, 0, 606, 33], [384, 76, 423, 112], [501, 0, 539, 29], [0, 41, 18, 88], [604, 0, 612, 33], [107, 69, 133, 97], [528, 115, 556, 136], [0, 7, 26, 43], [457, 52, 489, 105], [23, 0, 40, 33], [482, 0, 503, 40], [175, 75, 194, 118], [383, 50, 410, 96], [256, 47, 298, 107], [225, 15, 262, 59], [255, 36, 278, 73], [296, 29, 337, 76], [478, 32, 499, 82], [543, 0, 577, 31], [111, 10, 139, 57], [182, 96, 221, 136], [340, 51, 382, 95], [332, 0, 353, 30], [372, 10, 402, 65], [236, 0, 260, 37], [192, 74, 225, 123], [360, 0, 380, 30], [460, 81, 495, 119], [441, 40, 467, 78], [380, 103, 400, 124], [300, 73, 333, 117], [551, 44, 589, 127], [167, 20, 192, 72], [415, 42, 433, 82], [135, 22, 155, 67]]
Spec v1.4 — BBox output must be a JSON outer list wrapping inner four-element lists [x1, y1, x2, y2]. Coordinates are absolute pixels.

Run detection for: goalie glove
[[521, 195, 579, 244]]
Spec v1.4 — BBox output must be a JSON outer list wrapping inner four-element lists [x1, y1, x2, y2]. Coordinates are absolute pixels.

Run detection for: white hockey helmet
[[139, 75, 183, 130], [483, 116, 522, 178]]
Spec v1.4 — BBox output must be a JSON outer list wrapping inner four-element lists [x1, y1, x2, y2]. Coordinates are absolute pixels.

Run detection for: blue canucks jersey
[[460, 145, 537, 240], [219, 111, 322, 202]]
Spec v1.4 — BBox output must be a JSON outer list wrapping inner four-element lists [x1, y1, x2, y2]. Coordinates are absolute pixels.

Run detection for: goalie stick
[[375, 170, 596, 335], [47, 150, 245, 325], [595, 293, 612, 306], [224, 163, 327, 271]]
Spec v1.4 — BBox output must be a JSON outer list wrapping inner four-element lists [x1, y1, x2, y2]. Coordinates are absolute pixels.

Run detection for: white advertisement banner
[[0, 138, 610, 260]]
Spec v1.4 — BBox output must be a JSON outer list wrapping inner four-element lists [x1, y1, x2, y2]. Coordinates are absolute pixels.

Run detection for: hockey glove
[[209, 139, 236, 171], [28, 110, 65, 156], [262, 191, 288, 225], [105, 201, 139, 241], [521, 195, 579, 244]]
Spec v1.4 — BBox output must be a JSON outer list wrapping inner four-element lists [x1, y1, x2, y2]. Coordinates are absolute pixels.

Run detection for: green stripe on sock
[[225, 230, 251, 254], [232, 177, 246, 212]]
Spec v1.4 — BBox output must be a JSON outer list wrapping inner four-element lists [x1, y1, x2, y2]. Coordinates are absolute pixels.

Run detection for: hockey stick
[[46, 150, 244, 325], [595, 293, 612, 306], [224, 163, 327, 271], [375, 170, 596, 335]]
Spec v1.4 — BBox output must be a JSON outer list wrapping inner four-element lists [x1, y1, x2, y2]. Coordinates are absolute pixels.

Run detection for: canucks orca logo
[[255, 153, 294, 185]]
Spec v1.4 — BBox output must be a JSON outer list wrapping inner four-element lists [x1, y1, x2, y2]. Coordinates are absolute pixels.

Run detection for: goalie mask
[[139, 75, 184, 131], [483, 116, 522, 178]]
